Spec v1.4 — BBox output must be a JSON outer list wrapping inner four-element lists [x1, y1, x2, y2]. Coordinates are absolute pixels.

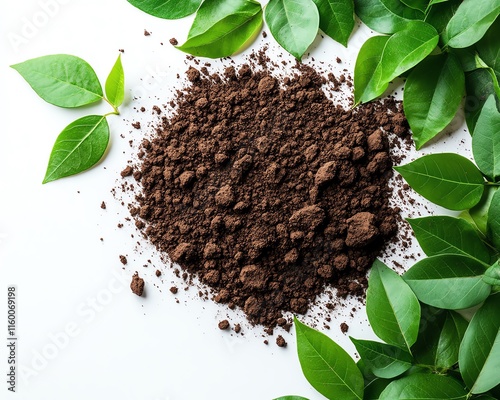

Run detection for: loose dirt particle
[[169, 38, 178, 46], [218, 320, 230, 330], [121, 166, 133, 178], [340, 322, 349, 333], [132, 122, 141, 129], [131, 272, 145, 296], [119, 255, 127, 265], [155, 269, 162, 277], [100, 201, 106, 210], [276, 335, 287, 348], [170, 286, 178, 294]]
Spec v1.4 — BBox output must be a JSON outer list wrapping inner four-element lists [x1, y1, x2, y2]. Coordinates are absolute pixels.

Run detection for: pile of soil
[[127, 55, 409, 328]]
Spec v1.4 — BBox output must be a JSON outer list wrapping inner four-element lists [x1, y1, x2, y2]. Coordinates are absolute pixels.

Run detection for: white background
[[0, 1, 471, 399]]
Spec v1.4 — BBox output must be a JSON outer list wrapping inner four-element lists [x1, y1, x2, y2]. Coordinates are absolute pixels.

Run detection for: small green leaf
[[460, 185, 499, 238], [350, 338, 412, 379], [394, 153, 485, 210], [105, 54, 125, 109], [403, 254, 492, 309], [295, 318, 364, 400], [443, 0, 500, 48], [459, 293, 500, 394], [412, 306, 468, 369], [379, 373, 469, 399], [354, 20, 438, 104], [354, 35, 390, 105], [311, 0, 355, 47], [177, 0, 263, 58], [366, 260, 421, 350], [400, 0, 427, 12], [407, 216, 493, 265], [43, 115, 109, 184], [126, 0, 203, 19], [487, 189, 500, 249], [354, 0, 424, 34], [265, 0, 320, 59], [484, 262, 500, 286], [472, 95, 500, 181], [11, 54, 103, 108], [404, 53, 464, 149]]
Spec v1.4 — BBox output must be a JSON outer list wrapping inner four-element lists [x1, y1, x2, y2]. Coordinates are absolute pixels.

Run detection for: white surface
[[0, 1, 472, 399]]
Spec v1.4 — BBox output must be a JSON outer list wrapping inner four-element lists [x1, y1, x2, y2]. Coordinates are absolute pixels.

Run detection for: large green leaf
[[126, 0, 202, 19], [354, 0, 424, 34], [350, 338, 412, 379], [459, 293, 500, 394], [366, 260, 421, 350], [379, 373, 469, 399], [404, 53, 464, 149], [295, 318, 364, 400], [472, 95, 500, 181], [487, 189, 500, 249], [403, 254, 492, 310], [265, 0, 320, 59], [483, 261, 500, 286], [412, 306, 468, 369], [355, 21, 438, 104], [11, 54, 103, 108], [177, 0, 262, 58], [105, 54, 125, 109], [407, 216, 493, 265], [311, 0, 355, 47], [424, 0, 461, 38], [43, 115, 110, 184], [443, 0, 500, 48], [394, 153, 485, 210]]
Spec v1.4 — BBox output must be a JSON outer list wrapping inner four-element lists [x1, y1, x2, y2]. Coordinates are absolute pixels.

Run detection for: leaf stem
[[104, 97, 120, 115]]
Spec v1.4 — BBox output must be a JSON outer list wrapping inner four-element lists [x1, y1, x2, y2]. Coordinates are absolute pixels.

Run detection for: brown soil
[[127, 54, 409, 328]]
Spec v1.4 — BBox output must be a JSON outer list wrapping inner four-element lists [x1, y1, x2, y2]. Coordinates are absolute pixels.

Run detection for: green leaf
[[350, 338, 412, 379], [424, 0, 461, 38], [459, 293, 500, 394], [105, 54, 125, 109], [412, 306, 468, 369], [464, 69, 500, 133], [476, 18, 500, 81], [177, 0, 263, 58], [264, 0, 319, 59], [400, 0, 427, 12], [126, 0, 202, 19], [404, 53, 464, 149], [354, 20, 438, 104], [311, 0, 354, 47], [273, 397, 310, 400], [295, 318, 364, 400], [484, 261, 500, 286], [43, 115, 110, 184], [403, 254, 492, 309], [364, 378, 392, 400], [463, 186, 499, 239], [366, 260, 421, 350], [11, 54, 103, 108], [379, 373, 469, 399], [407, 216, 493, 265], [472, 95, 500, 181], [354, 0, 424, 34], [443, 0, 500, 48], [394, 153, 485, 210], [354, 35, 390, 105], [487, 189, 500, 249]]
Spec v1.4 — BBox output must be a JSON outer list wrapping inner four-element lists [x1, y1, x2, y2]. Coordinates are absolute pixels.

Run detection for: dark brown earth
[[127, 56, 410, 328]]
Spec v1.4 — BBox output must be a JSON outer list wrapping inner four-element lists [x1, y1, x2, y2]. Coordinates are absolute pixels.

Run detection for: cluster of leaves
[[11, 54, 125, 183]]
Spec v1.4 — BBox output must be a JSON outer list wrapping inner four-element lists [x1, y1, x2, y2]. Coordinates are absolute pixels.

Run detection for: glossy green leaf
[[401, 0, 427, 12], [465, 69, 500, 133], [354, 35, 389, 105], [394, 153, 485, 210], [265, 0, 319, 59], [354, 21, 438, 104], [273, 397, 309, 400], [177, 0, 262, 58], [484, 262, 500, 286], [354, 0, 424, 34], [295, 318, 364, 400], [404, 53, 464, 149], [459, 293, 500, 394], [11, 54, 103, 108], [350, 338, 412, 379], [126, 0, 202, 19], [43, 116, 109, 184], [311, 0, 354, 47], [379, 373, 469, 399], [105, 54, 125, 108], [487, 189, 500, 249], [443, 0, 500, 48], [424, 0, 460, 38], [364, 378, 392, 400], [403, 254, 491, 309], [472, 95, 500, 181], [366, 260, 420, 350], [407, 216, 493, 265], [476, 18, 500, 80], [412, 306, 468, 369], [461, 186, 499, 238]]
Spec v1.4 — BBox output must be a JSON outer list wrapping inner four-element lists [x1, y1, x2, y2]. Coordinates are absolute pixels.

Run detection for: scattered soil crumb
[[218, 320, 230, 330], [119, 255, 128, 265], [131, 272, 145, 296], [276, 335, 287, 348], [340, 322, 349, 333]]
